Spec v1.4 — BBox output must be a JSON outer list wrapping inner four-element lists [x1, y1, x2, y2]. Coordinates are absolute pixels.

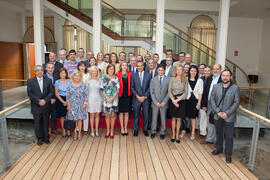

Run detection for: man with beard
[[209, 69, 240, 163]]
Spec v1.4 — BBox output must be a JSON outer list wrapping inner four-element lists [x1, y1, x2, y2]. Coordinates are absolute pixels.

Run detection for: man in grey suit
[[165, 56, 174, 77], [209, 69, 240, 163], [150, 65, 170, 139]]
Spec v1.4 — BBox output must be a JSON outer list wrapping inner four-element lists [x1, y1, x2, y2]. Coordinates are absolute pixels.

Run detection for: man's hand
[[160, 102, 166, 107], [136, 95, 145, 103], [217, 112, 223, 118], [39, 99, 46, 106], [221, 112, 228, 119], [51, 99, 56, 104]]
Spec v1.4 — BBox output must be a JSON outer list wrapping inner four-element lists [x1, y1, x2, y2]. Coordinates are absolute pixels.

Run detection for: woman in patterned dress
[[101, 64, 120, 139], [66, 70, 88, 140]]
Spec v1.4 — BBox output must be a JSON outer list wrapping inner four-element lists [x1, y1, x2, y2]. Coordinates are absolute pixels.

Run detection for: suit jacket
[[27, 76, 53, 114], [44, 73, 58, 99], [165, 66, 174, 77], [131, 71, 152, 105], [150, 76, 170, 108], [160, 58, 177, 68], [201, 75, 222, 108], [146, 68, 158, 78], [209, 83, 240, 122], [43, 61, 63, 76], [129, 64, 137, 74]]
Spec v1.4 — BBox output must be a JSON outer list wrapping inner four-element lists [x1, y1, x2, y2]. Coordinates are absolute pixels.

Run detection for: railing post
[[1, 114, 10, 168], [266, 90, 270, 119], [233, 65, 236, 84], [248, 117, 260, 171], [121, 15, 125, 37]]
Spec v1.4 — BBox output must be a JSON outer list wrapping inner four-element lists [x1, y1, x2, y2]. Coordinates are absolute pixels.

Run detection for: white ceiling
[[1, 0, 270, 18]]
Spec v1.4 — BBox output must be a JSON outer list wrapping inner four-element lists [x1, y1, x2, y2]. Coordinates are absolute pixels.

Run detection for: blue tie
[[160, 77, 162, 86]]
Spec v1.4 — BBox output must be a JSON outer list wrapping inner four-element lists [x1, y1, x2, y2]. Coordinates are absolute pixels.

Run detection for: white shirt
[[208, 74, 221, 100], [37, 77, 43, 93], [165, 65, 172, 76], [149, 68, 156, 78]]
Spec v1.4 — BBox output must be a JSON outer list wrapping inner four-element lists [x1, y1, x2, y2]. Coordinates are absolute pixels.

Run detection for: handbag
[[209, 84, 231, 124], [64, 110, 76, 130]]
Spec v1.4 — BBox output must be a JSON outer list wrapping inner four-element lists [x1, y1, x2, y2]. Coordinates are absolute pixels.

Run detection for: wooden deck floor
[[1, 130, 257, 180]]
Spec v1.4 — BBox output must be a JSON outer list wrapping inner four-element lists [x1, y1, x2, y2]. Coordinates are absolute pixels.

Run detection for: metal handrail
[[240, 86, 270, 90], [239, 105, 270, 124], [0, 98, 30, 115], [0, 98, 30, 168]]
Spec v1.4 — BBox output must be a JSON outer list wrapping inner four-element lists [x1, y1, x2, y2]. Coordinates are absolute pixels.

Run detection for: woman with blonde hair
[[168, 65, 188, 143], [115, 62, 132, 136], [66, 70, 88, 140], [87, 66, 102, 137]]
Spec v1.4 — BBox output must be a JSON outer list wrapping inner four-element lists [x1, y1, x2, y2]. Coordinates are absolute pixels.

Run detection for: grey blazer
[[209, 83, 240, 122], [150, 76, 170, 107]]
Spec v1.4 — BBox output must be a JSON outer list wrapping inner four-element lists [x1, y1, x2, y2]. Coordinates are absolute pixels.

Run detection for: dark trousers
[[33, 111, 50, 141], [133, 101, 149, 132], [50, 102, 57, 130], [214, 119, 234, 156]]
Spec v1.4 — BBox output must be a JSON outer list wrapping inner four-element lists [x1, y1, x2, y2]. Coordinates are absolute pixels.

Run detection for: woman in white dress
[[88, 66, 102, 137], [77, 61, 90, 134]]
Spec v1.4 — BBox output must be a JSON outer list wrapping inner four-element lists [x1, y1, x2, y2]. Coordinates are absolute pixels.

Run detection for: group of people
[[27, 48, 240, 164]]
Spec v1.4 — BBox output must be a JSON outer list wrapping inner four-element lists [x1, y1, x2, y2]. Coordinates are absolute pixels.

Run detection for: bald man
[[43, 52, 63, 76]]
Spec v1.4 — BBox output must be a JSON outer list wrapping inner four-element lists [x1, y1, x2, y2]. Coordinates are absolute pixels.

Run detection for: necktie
[[151, 70, 153, 78], [160, 76, 162, 86], [140, 72, 143, 86], [38, 78, 43, 93]]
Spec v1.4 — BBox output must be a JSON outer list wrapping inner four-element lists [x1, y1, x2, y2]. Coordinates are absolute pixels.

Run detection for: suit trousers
[[50, 102, 57, 130], [205, 114, 216, 142], [33, 111, 49, 141], [214, 119, 234, 156], [151, 105, 167, 135], [83, 113, 89, 131], [133, 101, 149, 132], [199, 109, 207, 136]]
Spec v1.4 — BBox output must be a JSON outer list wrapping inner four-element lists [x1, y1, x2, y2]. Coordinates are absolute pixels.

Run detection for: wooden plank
[[0, 144, 40, 180], [151, 138, 175, 180], [12, 136, 57, 179], [71, 135, 94, 180], [203, 144, 249, 180], [126, 130, 138, 180], [62, 135, 88, 179], [166, 139, 198, 180], [146, 138, 166, 180], [110, 134, 120, 180], [133, 132, 147, 180], [80, 131, 103, 180], [52, 138, 79, 179], [42, 138, 73, 179], [159, 138, 185, 180], [100, 136, 113, 180], [139, 132, 157, 180], [119, 134, 129, 180], [23, 136, 63, 179], [191, 139, 231, 180], [183, 136, 221, 179], [90, 130, 107, 180], [179, 138, 213, 180], [231, 157, 258, 180], [202, 144, 241, 180]]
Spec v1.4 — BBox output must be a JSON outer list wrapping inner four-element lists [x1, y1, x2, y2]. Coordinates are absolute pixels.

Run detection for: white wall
[[258, 17, 270, 86], [0, 8, 23, 42], [53, 13, 65, 52], [166, 12, 263, 85]]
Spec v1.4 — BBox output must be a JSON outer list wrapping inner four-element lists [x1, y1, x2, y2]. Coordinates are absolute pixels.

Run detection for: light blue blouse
[[54, 79, 71, 96]]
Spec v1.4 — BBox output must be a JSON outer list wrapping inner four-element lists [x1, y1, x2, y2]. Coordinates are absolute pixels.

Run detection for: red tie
[[151, 70, 153, 77]]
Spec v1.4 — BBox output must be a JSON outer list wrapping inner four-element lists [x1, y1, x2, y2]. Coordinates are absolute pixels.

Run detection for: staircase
[[45, 0, 251, 86]]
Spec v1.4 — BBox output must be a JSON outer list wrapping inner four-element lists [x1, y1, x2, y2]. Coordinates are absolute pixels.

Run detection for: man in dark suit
[[210, 69, 240, 163], [43, 52, 63, 76], [129, 56, 138, 74], [200, 64, 222, 144], [131, 61, 152, 137], [45, 62, 58, 134], [160, 50, 177, 67], [27, 65, 53, 146]]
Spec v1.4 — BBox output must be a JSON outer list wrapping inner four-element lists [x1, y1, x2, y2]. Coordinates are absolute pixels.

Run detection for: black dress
[[118, 74, 131, 113], [186, 80, 199, 118]]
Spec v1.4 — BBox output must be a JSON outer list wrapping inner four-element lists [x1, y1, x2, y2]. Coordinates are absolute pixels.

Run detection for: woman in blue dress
[[66, 70, 88, 140], [54, 68, 71, 137], [101, 64, 120, 139]]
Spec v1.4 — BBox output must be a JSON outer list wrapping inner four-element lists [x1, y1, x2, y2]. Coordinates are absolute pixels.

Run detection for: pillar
[[156, 0, 165, 59], [93, 0, 102, 55]]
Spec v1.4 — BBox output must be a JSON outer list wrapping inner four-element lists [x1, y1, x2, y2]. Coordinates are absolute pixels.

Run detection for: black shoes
[[160, 134, 165, 140], [171, 138, 175, 143], [44, 140, 51, 144], [134, 131, 138, 137], [143, 131, 149, 137], [226, 156, 232, 163], [151, 134, 156, 139], [211, 150, 222, 155], [121, 132, 125, 136], [37, 139, 43, 146]]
